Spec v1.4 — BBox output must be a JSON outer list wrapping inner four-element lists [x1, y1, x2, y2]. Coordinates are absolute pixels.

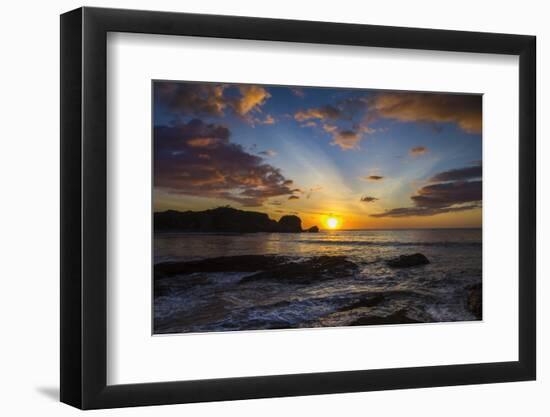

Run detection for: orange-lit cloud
[[295, 105, 341, 122], [154, 82, 271, 119], [263, 114, 275, 124], [331, 130, 362, 150], [187, 137, 223, 147], [234, 85, 271, 115], [300, 121, 317, 128], [369, 92, 482, 134], [410, 146, 428, 156]]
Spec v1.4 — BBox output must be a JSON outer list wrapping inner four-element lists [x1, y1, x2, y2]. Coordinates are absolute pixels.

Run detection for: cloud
[[321, 124, 372, 150], [370, 204, 480, 218], [263, 114, 275, 124], [360, 196, 379, 203], [331, 130, 362, 150], [288, 195, 300, 200], [410, 146, 428, 156], [295, 105, 342, 122], [154, 82, 271, 119], [370, 165, 482, 218], [155, 82, 227, 117], [251, 114, 276, 126], [187, 137, 224, 148], [154, 119, 295, 206], [292, 91, 481, 152], [296, 98, 379, 150], [259, 149, 277, 157], [300, 121, 317, 128], [290, 88, 305, 98], [362, 175, 384, 181], [369, 92, 482, 134], [234, 85, 271, 115], [429, 165, 482, 182], [410, 180, 482, 208]]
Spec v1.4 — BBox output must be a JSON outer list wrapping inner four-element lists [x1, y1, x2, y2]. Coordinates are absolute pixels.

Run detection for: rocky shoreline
[[155, 206, 319, 233], [154, 252, 482, 331]]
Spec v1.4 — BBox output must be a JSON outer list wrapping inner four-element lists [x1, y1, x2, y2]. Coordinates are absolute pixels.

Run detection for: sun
[[326, 216, 339, 229]]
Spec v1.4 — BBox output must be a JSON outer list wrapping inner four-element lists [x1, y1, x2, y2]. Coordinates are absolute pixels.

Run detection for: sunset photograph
[[152, 80, 482, 334]]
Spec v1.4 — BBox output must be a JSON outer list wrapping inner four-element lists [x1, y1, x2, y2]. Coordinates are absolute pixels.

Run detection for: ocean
[[153, 228, 482, 334]]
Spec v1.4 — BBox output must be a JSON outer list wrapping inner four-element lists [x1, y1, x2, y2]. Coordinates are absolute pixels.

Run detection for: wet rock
[[337, 294, 386, 312], [467, 283, 482, 319], [155, 255, 290, 278], [241, 256, 358, 285], [349, 309, 421, 326], [386, 253, 430, 268], [305, 225, 320, 233]]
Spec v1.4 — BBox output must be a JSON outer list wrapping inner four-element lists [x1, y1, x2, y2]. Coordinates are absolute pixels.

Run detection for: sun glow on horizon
[[324, 215, 341, 230]]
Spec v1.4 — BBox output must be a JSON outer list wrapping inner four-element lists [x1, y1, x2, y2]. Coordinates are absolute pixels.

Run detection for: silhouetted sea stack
[[154, 207, 318, 233], [277, 215, 302, 233]]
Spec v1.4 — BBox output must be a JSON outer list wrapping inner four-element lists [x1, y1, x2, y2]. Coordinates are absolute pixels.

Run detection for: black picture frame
[[60, 6, 536, 410]]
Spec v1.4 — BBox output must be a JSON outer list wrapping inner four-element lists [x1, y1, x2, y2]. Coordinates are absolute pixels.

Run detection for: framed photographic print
[[60, 7, 536, 409]]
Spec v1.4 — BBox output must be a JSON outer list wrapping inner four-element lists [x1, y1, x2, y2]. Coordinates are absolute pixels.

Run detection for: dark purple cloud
[[371, 166, 482, 218], [154, 119, 295, 206], [370, 204, 480, 218], [362, 175, 384, 181], [411, 180, 482, 208], [429, 165, 482, 182], [360, 196, 379, 203]]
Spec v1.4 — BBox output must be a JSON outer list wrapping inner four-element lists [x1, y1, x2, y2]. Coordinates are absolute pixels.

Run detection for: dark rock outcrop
[[155, 255, 291, 279], [386, 253, 430, 268], [154, 207, 318, 233], [305, 225, 319, 233], [240, 256, 358, 285], [466, 283, 482, 319], [349, 309, 421, 326], [277, 215, 302, 233]]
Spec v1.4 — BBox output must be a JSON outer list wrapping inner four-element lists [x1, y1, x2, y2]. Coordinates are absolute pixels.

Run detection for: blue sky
[[153, 81, 482, 229]]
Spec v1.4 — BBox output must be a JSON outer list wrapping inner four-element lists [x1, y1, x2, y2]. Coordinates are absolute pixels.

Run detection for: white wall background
[[0, 0, 546, 415]]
